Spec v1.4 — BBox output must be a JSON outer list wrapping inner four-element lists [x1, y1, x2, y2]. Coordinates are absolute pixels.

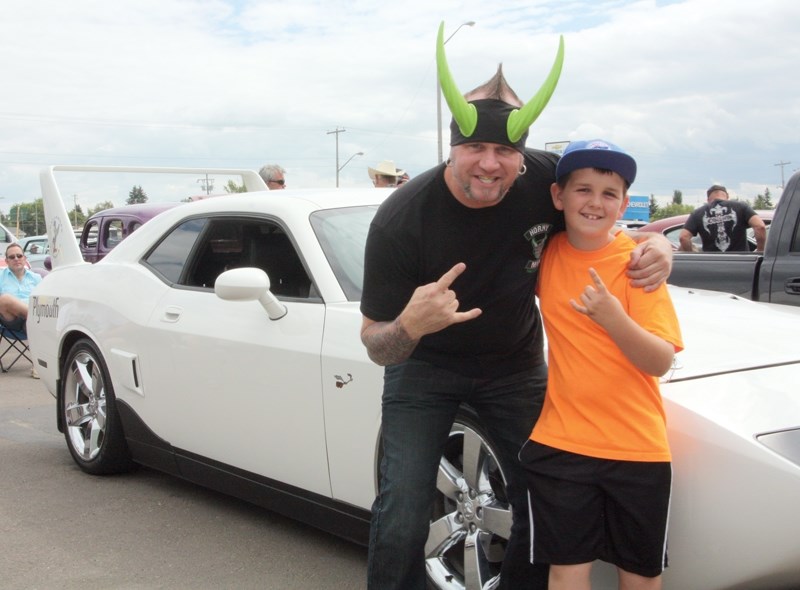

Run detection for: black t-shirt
[[684, 199, 758, 252], [360, 148, 563, 378]]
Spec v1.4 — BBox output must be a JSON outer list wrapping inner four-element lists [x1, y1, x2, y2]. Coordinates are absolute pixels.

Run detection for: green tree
[[6, 199, 48, 236], [88, 201, 115, 216], [753, 188, 774, 210], [31, 198, 45, 235], [652, 202, 694, 220], [672, 189, 683, 205], [649, 194, 659, 218], [127, 185, 148, 205], [68, 203, 86, 230], [224, 179, 248, 193]]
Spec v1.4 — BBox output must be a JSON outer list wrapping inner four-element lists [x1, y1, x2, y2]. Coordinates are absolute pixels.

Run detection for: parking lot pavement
[[0, 363, 368, 590]]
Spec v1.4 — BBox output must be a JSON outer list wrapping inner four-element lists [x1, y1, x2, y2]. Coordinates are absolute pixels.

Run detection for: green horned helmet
[[436, 21, 565, 151]]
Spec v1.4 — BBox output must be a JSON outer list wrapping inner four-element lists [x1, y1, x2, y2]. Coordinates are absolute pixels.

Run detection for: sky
[[1, 0, 799, 215]]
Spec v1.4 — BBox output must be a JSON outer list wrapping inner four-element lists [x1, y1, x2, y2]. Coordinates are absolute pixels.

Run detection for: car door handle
[[784, 278, 800, 294], [162, 306, 183, 323]]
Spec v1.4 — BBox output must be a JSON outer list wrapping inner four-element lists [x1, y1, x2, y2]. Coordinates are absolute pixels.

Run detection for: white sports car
[[29, 166, 800, 590]]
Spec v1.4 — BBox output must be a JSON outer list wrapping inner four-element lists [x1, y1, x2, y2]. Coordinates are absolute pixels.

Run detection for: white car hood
[[666, 286, 800, 381]]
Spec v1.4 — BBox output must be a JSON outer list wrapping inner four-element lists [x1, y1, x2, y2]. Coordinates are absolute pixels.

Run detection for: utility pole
[[775, 160, 791, 189], [197, 174, 214, 195], [327, 127, 346, 187]]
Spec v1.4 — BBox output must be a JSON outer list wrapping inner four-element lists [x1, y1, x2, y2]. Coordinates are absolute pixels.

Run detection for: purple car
[[79, 202, 182, 263]]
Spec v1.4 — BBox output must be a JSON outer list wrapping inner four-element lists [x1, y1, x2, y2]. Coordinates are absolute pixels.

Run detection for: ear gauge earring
[[518, 164, 527, 175]]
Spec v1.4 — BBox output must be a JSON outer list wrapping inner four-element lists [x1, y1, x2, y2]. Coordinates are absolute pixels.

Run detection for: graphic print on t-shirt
[[523, 222, 554, 272], [702, 203, 739, 252]]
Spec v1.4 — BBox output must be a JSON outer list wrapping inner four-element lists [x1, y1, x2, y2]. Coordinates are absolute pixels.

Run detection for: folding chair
[[0, 323, 31, 373]]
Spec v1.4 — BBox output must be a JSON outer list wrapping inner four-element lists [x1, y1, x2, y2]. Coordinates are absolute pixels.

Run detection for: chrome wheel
[[64, 349, 107, 461], [426, 418, 511, 590], [61, 339, 132, 474]]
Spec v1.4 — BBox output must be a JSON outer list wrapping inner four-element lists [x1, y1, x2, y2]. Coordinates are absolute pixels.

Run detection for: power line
[[774, 160, 791, 189]]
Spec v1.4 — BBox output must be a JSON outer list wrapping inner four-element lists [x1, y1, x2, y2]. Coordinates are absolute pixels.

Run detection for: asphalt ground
[[0, 362, 368, 590]]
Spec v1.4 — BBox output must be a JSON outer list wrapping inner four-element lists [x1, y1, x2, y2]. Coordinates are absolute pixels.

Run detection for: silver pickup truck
[[665, 170, 800, 306]]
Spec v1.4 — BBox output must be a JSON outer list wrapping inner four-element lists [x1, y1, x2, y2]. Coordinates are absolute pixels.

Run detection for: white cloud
[[0, 0, 797, 211]]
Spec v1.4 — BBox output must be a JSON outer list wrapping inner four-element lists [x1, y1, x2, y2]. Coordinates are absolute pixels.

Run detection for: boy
[[521, 139, 683, 590]]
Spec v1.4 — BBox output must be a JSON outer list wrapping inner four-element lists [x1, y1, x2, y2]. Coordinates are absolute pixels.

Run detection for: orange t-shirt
[[531, 232, 683, 462]]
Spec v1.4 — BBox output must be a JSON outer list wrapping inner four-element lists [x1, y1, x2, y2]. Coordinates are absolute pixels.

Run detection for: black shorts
[[520, 440, 671, 578]]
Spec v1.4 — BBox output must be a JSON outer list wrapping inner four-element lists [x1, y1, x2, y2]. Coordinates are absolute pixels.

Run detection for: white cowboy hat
[[368, 160, 405, 180]]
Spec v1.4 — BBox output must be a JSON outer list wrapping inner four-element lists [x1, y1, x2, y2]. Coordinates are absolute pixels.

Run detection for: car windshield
[[310, 205, 378, 302]]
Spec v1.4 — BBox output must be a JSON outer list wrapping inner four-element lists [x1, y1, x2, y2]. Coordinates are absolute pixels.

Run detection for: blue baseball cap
[[556, 139, 637, 186]]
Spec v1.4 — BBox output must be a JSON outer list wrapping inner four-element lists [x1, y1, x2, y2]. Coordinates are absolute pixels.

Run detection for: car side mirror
[[214, 267, 287, 320]]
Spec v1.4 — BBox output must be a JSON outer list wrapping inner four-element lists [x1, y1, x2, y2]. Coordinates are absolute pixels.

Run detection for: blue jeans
[[366, 359, 549, 590]]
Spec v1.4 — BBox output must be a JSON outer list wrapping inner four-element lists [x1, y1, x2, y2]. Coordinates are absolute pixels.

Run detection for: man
[[367, 160, 405, 187], [359, 24, 672, 590], [0, 243, 42, 378], [679, 184, 767, 252], [258, 164, 287, 189]]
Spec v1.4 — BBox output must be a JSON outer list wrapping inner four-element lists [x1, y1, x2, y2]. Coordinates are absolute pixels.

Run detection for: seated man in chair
[[1, 243, 42, 377]]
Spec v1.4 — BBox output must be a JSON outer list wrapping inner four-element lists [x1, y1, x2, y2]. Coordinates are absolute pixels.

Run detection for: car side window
[[790, 215, 800, 253], [145, 216, 314, 299], [105, 220, 125, 249], [184, 218, 313, 298], [82, 220, 100, 249], [24, 239, 46, 254], [663, 227, 682, 250], [145, 217, 208, 284], [666, 225, 701, 252]]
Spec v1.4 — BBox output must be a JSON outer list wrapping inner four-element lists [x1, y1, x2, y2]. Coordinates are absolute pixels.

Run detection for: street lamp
[[337, 152, 365, 187], [436, 20, 475, 164]]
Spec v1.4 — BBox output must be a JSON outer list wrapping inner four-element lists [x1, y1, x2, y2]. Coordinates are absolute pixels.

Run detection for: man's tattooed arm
[[360, 263, 482, 366], [360, 317, 419, 367]]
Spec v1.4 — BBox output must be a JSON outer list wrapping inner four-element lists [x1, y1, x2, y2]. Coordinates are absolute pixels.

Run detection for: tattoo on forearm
[[365, 318, 418, 366]]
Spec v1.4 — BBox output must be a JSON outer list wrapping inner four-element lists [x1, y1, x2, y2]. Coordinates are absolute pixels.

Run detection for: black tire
[[426, 410, 511, 590], [61, 338, 134, 475]]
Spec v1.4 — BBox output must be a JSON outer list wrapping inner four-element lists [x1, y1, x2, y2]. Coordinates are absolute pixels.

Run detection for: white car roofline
[[39, 165, 268, 269]]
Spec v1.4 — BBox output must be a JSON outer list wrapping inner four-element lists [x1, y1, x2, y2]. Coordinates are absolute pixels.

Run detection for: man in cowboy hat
[[368, 160, 405, 187], [359, 24, 672, 590]]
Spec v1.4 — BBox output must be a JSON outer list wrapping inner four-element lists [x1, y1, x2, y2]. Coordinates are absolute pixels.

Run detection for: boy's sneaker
[[31, 367, 40, 379]]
